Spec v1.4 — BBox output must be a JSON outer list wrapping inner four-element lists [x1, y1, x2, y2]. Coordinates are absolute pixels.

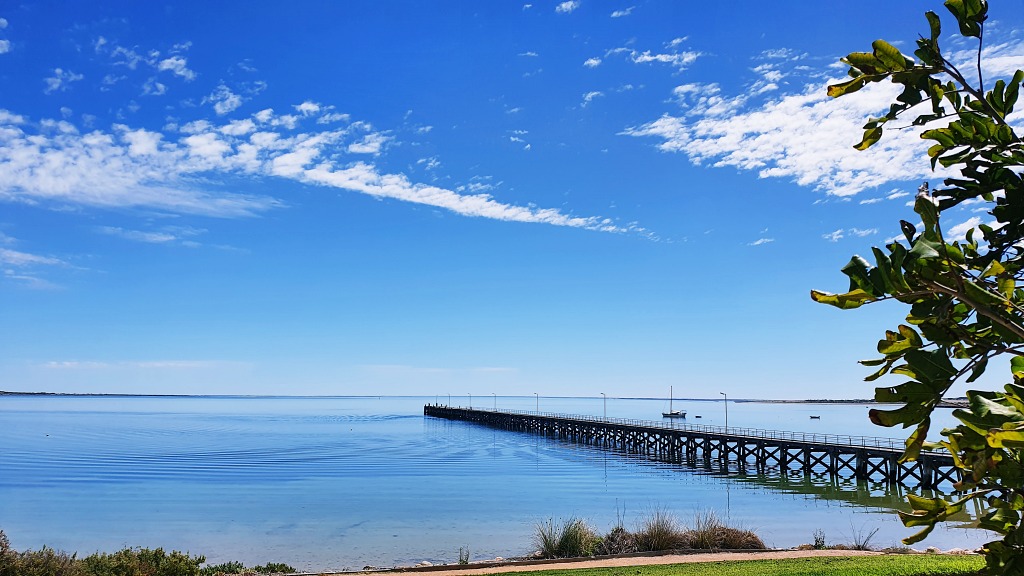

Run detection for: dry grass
[[681, 510, 765, 551], [634, 508, 687, 552], [534, 518, 600, 559]]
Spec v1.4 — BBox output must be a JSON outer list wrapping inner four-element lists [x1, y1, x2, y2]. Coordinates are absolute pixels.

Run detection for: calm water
[[0, 395, 985, 571]]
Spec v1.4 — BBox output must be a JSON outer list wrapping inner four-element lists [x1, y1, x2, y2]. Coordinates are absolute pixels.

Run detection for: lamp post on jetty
[[720, 392, 728, 433], [493, 393, 496, 410], [601, 393, 606, 419], [534, 393, 539, 413], [468, 393, 472, 408], [448, 394, 451, 407]]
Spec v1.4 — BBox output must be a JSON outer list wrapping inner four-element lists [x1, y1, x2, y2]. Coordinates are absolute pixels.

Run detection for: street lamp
[[601, 393, 606, 419], [720, 392, 728, 433], [493, 393, 496, 410], [448, 393, 451, 406], [468, 393, 472, 409], [534, 392, 539, 413]]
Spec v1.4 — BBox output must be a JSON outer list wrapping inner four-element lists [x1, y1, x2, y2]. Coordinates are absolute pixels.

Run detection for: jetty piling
[[423, 405, 959, 490]]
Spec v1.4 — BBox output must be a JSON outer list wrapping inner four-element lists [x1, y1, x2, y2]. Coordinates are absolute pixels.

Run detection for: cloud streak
[[0, 104, 637, 233], [624, 38, 1024, 198]]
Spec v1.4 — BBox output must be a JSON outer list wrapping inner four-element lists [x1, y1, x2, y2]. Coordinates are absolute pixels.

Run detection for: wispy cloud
[[606, 45, 700, 70], [610, 7, 634, 17], [0, 103, 639, 233], [43, 68, 84, 94], [41, 359, 251, 371], [93, 37, 198, 97], [581, 91, 603, 107], [624, 36, 1024, 198], [946, 216, 987, 242], [205, 83, 244, 115], [96, 225, 204, 246], [823, 227, 879, 242], [0, 239, 67, 289], [749, 237, 774, 246], [157, 56, 196, 81], [583, 57, 601, 68], [555, 1, 580, 14]]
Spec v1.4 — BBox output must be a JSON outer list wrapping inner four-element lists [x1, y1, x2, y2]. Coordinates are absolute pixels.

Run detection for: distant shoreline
[[0, 390, 969, 408]]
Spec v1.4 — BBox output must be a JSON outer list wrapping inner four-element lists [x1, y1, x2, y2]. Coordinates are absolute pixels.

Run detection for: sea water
[[0, 395, 985, 571]]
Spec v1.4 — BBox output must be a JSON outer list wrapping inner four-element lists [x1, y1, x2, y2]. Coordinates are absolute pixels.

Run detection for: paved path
[[308, 550, 886, 576]]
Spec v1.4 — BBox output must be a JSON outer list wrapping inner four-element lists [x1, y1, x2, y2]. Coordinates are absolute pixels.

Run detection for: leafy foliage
[[0, 531, 293, 576], [813, 1, 1024, 573]]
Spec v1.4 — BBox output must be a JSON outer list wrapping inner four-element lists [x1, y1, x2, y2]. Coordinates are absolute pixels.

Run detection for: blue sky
[[1, 1, 1022, 398]]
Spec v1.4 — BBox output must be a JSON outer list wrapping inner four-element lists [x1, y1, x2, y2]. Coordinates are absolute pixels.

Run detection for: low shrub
[[634, 508, 686, 552], [81, 546, 206, 576], [595, 526, 637, 556], [0, 531, 295, 576], [199, 559, 296, 575], [680, 511, 765, 550], [534, 518, 600, 558], [0, 530, 85, 576]]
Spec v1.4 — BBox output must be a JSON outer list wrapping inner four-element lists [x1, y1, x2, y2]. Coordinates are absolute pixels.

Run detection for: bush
[[0, 531, 293, 576], [199, 561, 245, 575], [680, 510, 765, 550], [595, 526, 637, 556], [0, 530, 86, 576], [198, 559, 297, 575], [533, 518, 600, 559], [82, 547, 206, 576], [634, 508, 686, 552]]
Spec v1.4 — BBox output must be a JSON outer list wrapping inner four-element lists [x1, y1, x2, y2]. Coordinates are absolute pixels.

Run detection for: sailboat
[[662, 386, 686, 418]]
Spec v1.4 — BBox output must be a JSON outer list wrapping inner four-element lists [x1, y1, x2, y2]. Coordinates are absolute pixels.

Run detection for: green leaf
[[809, 289, 876, 309], [905, 348, 957, 384], [1011, 357, 1024, 382], [902, 419, 930, 461], [988, 423, 1024, 448], [926, 11, 941, 41], [966, 357, 988, 383], [827, 76, 869, 98], [914, 194, 940, 229], [841, 255, 877, 294], [854, 126, 883, 150], [945, 0, 987, 38], [872, 39, 910, 72], [908, 235, 942, 261]]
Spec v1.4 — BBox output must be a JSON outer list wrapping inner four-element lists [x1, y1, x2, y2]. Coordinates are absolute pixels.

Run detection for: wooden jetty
[[423, 405, 960, 490]]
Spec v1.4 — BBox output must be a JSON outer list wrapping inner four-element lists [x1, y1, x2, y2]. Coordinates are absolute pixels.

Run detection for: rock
[[417, 561, 433, 567]]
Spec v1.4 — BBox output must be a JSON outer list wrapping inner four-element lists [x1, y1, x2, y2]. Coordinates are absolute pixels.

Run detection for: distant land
[[0, 390, 970, 408]]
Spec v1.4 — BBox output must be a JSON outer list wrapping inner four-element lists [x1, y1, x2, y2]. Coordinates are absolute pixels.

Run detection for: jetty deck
[[423, 405, 959, 490]]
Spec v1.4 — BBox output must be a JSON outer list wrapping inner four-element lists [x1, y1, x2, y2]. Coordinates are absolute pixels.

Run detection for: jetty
[[423, 405, 959, 490]]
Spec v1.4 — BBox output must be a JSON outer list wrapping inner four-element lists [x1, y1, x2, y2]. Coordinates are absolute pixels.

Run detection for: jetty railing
[[425, 404, 958, 489], [437, 405, 917, 453]]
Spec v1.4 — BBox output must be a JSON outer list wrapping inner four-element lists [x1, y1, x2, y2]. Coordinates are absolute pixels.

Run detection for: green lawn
[[509, 555, 983, 576]]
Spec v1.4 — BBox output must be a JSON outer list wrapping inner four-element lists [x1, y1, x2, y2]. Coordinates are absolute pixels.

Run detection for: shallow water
[[0, 395, 987, 571]]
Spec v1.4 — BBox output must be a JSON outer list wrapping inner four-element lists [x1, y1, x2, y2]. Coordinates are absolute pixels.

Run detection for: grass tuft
[[679, 510, 765, 551], [534, 518, 600, 559], [634, 508, 686, 552]]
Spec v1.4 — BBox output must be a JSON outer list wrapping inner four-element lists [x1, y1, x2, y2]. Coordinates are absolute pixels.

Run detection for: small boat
[[662, 386, 686, 418]]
